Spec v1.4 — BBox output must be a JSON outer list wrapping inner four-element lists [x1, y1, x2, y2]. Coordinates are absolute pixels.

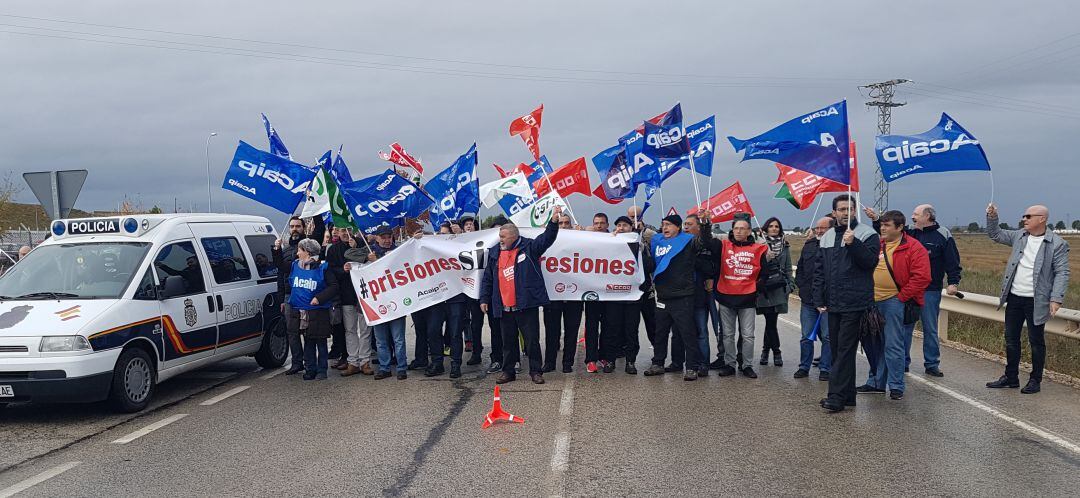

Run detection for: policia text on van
[[0, 214, 289, 412]]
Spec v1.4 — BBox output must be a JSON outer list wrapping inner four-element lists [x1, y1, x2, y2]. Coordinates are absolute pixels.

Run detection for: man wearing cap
[[542, 213, 585, 374], [480, 206, 563, 384], [600, 216, 643, 374], [642, 211, 711, 381]]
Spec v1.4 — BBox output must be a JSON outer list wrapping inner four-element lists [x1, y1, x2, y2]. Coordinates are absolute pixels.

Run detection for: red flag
[[509, 104, 543, 161], [492, 163, 510, 179], [533, 157, 591, 198], [633, 111, 669, 135], [378, 142, 424, 174], [593, 184, 621, 204], [688, 181, 754, 223], [774, 141, 861, 209]]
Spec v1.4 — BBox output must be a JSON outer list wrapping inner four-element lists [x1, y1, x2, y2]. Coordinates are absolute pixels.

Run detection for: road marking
[[778, 315, 1080, 457], [199, 385, 251, 406], [545, 377, 576, 498], [0, 461, 81, 498], [259, 367, 289, 380], [111, 414, 188, 444]]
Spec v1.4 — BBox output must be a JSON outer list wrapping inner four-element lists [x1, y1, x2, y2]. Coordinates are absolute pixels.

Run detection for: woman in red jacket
[[861, 210, 931, 400]]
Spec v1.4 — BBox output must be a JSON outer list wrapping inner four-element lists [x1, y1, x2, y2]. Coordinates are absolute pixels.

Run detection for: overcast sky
[[2, 1, 1078, 230]]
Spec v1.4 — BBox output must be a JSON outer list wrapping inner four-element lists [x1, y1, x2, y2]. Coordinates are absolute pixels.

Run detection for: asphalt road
[[2, 310, 1079, 497]]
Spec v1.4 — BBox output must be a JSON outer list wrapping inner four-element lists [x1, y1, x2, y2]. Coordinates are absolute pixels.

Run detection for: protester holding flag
[[601, 216, 644, 375], [708, 213, 770, 379], [479, 207, 564, 385], [814, 195, 880, 412], [542, 215, 585, 374], [272, 238, 339, 381], [756, 217, 794, 368], [794, 218, 835, 381], [642, 212, 712, 381]]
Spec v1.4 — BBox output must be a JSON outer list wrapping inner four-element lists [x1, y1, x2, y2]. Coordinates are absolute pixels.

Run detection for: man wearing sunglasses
[[985, 203, 1070, 394]]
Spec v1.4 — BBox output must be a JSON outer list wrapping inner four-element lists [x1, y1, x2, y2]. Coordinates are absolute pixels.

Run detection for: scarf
[[765, 235, 784, 261]]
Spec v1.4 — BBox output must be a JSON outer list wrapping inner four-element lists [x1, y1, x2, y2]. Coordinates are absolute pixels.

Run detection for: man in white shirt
[[985, 203, 1070, 394]]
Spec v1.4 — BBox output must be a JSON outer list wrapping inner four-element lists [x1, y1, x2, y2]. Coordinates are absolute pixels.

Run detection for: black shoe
[[773, 351, 783, 367], [285, 366, 304, 375], [684, 370, 698, 381], [424, 363, 445, 377], [716, 366, 736, 377], [889, 390, 904, 400], [741, 367, 758, 379], [486, 362, 503, 374], [664, 364, 682, 373], [794, 369, 809, 379], [408, 361, 427, 371], [531, 374, 545, 385], [467, 355, 483, 366], [397, 371, 408, 380], [759, 350, 769, 366], [697, 368, 709, 378], [373, 370, 392, 380], [562, 365, 573, 374], [925, 367, 944, 377], [819, 371, 830, 382], [821, 399, 844, 412], [709, 358, 725, 370], [986, 376, 1019, 389], [1020, 379, 1041, 394], [542, 364, 556, 373], [643, 364, 665, 376], [302, 371, 316, 380], [856, 384, 886, 394], [449, 366, 462, 379], [602, 361, 615, 374], [625, 363, 637, 375], [820, 397, 855, 408]]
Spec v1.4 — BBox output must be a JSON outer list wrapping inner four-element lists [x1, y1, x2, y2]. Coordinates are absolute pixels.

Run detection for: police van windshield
[[0, 242, 150, 300]]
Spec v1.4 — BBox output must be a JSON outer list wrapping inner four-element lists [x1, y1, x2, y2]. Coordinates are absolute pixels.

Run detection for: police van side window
[[133, 269, 157, 300], [244, 235, 278, 278], [154, 242, 206, 295], [201, 237, 252, 284]]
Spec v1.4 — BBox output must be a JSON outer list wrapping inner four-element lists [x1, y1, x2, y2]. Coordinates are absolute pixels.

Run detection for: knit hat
[[662, 213, 683, 228], [614, 215, 634, 227]]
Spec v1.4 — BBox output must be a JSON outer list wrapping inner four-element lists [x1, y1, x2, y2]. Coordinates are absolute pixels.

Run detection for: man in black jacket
[[794, 217, 835, 381], [813, 194, 880, 412], [327, 227, 373, 377], [642, 212, 711, 381]]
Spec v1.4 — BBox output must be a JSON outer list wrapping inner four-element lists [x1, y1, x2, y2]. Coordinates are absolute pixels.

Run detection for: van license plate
[[0, 385, 13, 397]]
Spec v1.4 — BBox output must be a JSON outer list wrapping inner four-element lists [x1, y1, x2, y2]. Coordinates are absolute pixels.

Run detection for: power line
[[913, 81, 1080, 115], [862, 79, 910, 212]]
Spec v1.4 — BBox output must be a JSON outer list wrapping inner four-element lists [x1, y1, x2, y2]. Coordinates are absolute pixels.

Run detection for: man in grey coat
[[985, 203, 1070, 394]]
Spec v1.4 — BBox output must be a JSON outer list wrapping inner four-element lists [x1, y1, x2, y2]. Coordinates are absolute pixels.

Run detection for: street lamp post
[[205, 132, 217, 213]]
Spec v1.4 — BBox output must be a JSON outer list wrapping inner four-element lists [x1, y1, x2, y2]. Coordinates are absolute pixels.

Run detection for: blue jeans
[[303, 337, 328, 375], [904, 290, 942, 370], [374, 317, 408, 373], [867, 298, 908, 393], [799, 304, 831, 372], [694, 306, 710, 363]]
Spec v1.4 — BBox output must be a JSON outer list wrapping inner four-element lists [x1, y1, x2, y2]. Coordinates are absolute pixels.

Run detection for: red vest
[[715, 239, 767, 296]]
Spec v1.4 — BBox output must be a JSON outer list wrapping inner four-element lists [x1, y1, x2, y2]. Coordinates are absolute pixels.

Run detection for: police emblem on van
[[183, 298, 198, 326]]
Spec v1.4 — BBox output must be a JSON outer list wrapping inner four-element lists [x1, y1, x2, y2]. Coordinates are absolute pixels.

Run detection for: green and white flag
[[509, 191, 568, 228], [300, 168, 332, 218]]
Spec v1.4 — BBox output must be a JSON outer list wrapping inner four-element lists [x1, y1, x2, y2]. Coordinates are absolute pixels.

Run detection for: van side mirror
[[159, 275, 186, 299]]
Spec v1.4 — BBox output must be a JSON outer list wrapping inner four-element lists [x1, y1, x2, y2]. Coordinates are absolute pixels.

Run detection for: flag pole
[[988, 170, 995, 205], [706, 174, 713, 212], [658, 187, 666, 216], [684, 130, 703, 208], [537, 158, 578, 225]]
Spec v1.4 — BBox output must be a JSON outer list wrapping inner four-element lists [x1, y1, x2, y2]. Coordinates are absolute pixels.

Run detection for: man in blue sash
[[643, 213, 711, 381]]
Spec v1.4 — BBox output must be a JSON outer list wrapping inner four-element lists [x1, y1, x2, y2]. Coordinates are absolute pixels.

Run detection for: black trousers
[[466, 298, 485, 356], [427, 301, 464, 367], [826, 310, 864, 405], [329, 321, 346, 358], [584, 301, 605, 363], [603, 300, 641, 363], [1004, 293, 1047, 382], [651, 296, 701, 370], [501, 307, 542, 375], [761, 312, 781, 352], [543, 301, 583, 369], [640, 294, 657, 348], [411, 309, 430, 367], [488, 311, 503, 363]]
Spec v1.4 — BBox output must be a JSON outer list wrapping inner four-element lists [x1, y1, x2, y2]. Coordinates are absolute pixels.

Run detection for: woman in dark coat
[[756, 217, 793, 367], [273, 238, 339, 380]]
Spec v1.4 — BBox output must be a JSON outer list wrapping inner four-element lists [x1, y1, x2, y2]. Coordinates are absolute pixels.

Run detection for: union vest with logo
[[715, 239, 767, 296], [289, 260, 332, 310]]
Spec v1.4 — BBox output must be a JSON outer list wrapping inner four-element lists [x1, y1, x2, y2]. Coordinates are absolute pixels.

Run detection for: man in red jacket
[[862, 210, 931, 400]]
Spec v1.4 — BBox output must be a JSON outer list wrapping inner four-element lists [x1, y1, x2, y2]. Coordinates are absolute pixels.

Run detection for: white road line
[[0, 461, 81, 498], [778, 315, 1080, 457], [111, 414, 189, 444], [259, 367, 289, 380], [545, 377, 576, 498], [199, 385, 251, 406]]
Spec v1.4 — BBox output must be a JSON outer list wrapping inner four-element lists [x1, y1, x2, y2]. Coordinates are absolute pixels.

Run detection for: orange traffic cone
[[482, 386, 525, 429]]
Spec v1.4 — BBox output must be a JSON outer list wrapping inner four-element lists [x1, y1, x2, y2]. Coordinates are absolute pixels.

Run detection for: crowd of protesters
[[270, 194, 1069, 412]]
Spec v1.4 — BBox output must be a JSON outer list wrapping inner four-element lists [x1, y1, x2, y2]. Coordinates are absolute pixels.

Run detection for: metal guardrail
[[938, 292, 1080, 341]]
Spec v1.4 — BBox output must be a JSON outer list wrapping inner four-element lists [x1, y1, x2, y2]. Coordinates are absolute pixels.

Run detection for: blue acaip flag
[[426, 143, 480, 222], [641, 103, 689, 162], [222, 140, 318, 214], [339, 169, 434, 234], [629, 115, 714, 188], [592, 143, 637, 201], [728, 100, 850, 185], [874, 112, 990, 182], [330, 146, 354, 185], [261, 113, 292, 160]]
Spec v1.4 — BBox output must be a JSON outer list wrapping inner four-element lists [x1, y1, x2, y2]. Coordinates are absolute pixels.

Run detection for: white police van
[[0, 214, 288, 412]]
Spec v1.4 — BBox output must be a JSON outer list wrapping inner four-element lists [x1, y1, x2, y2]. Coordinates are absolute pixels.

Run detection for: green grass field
[[788, 232, 1080, 378]]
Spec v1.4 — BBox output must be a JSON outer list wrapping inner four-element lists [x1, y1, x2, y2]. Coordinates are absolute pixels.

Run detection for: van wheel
[[254, 319, 288, 368], [109, 348, 156, 413]]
